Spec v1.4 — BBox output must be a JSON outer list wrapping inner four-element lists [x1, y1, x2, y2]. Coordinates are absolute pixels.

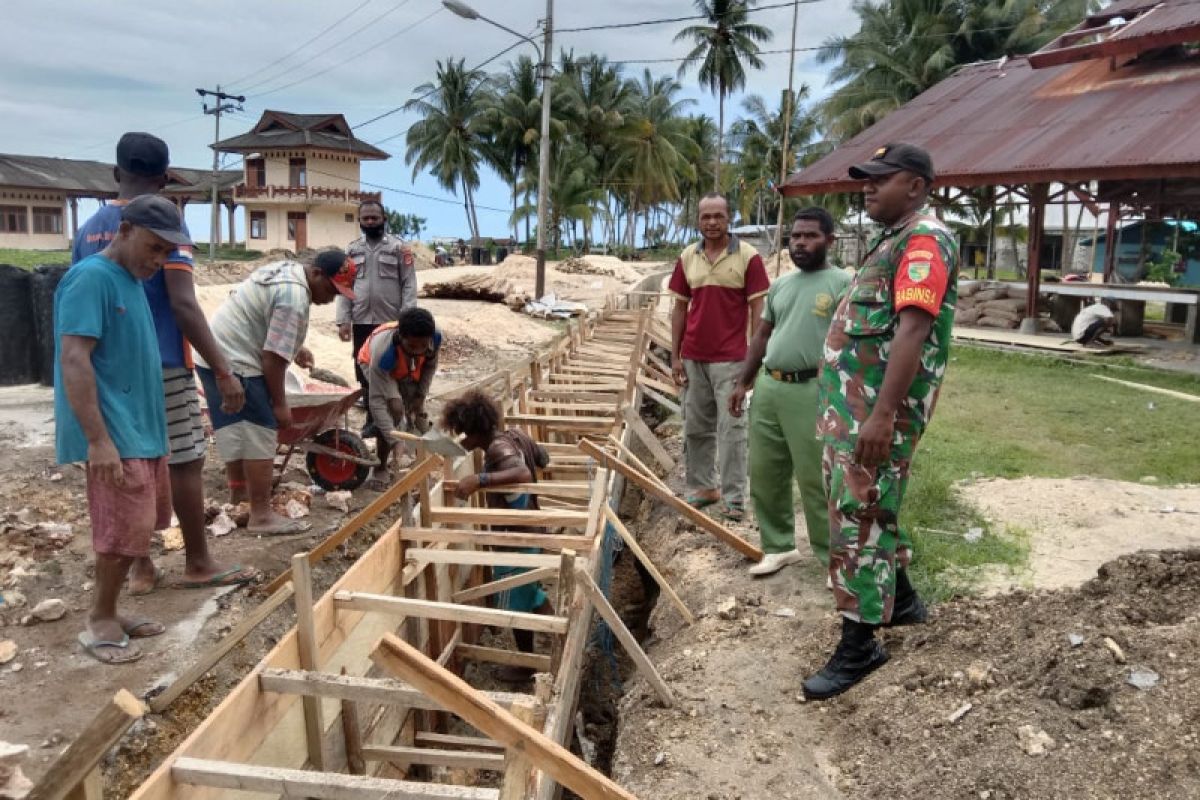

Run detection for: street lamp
[[443, 0, 553, 298]]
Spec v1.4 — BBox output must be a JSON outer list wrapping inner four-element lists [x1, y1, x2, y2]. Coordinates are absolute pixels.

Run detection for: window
[[0, 206, 27, 234], [289, 158, 306, 187], [344, 213, 354, 223], [249, 211, 266, 239], [247, 158, 266, 188], [32, 207, 63, 235]]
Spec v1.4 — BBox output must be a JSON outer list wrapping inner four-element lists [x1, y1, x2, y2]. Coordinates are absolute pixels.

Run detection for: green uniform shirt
[[761, 267, 852, 372], [817, 212, 960, 455]]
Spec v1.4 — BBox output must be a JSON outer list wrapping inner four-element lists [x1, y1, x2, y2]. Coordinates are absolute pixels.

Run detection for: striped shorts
[[164, 367, 208, 466]]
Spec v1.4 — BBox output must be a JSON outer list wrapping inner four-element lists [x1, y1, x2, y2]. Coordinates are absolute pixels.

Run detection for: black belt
[[765, 367, 818, 383]]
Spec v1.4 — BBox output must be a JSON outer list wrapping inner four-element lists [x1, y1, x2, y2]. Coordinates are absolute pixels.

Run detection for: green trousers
[[748, 372, 830, 563]]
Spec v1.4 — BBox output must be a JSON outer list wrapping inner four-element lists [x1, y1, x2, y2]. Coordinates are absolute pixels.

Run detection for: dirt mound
[[194, 249, 296, 286], [557, 255, 641, 282], [409, 241, 437, 271], [823, 549, 1200, 800]]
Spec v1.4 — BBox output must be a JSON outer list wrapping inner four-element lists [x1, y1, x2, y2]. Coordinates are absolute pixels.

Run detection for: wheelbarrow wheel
[[307, 429, 372, 492]]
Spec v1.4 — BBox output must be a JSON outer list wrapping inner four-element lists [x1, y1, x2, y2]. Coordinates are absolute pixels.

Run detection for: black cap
[[849, 142, 934, 183], [120, 195, 193, 247], [116, 132, 170, 177]]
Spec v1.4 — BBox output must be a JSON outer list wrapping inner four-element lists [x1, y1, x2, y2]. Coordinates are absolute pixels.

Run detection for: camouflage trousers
[[822, 444, 914, 626]]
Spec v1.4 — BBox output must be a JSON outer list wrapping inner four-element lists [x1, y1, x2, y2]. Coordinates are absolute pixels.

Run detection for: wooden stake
[[604, 507, 694, 625], [579, 439, 763, 561], [499, 697, 539, 800], [149, 581, 294, 712], [27, 689, 145, 800], [340, 667, 365, 775], [620, 405, 675, 471], [371, 634, 639, 800], [574, 568, 675, 707], [292, 553, 327, 770], [452, 566, 558, 605], [604, 435, 670, 493], [551, 548, 576, 674]]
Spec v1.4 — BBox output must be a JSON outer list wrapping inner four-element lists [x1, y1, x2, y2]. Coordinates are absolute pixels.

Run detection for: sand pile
[[557, 255, 641, 282]]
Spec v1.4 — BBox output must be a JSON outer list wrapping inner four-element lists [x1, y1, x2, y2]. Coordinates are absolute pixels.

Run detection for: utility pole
[[534, 0, 554, 299], [772, 0, 800, 276], [196, 86, 244, 259]]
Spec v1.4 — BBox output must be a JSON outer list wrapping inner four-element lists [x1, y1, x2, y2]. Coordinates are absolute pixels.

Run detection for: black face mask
[[361, 223, 386, 238]]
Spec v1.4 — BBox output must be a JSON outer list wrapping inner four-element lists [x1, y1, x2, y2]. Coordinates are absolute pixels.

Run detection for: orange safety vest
[[355, 321, 435, 382]]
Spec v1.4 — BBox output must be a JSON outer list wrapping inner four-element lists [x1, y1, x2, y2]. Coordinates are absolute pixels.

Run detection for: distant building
[[1082, 220, 1200, 286], [215, 111, 389, 252], [0, 153, 237, 251]]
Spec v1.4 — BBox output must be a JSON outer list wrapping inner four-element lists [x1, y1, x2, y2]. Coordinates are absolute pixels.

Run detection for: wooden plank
[[429, 507, 590, 529], [452, 566, 557, 604], [172, 757, 500, 799], [456, 644, 553, 672], [528, 390, 620, 404], [292, 554, 327, 770], [620, 405, 675, 472], [148, 581, 294, 713], [505, 413, 616, 429], [62, 769, 101, 800], [416, 733, 505, 752], [499, 698, 538, 800], [639, 384, 682, 415], [574, 567, 674, 707], [259, 668, 529, 711], [605, 435, 671, 494], [551, 548, 576, 674], [442, 480, 595, 499], [339, 666, 366, 775], [371, 634, 640, 800], [335, 592, 569, 634], [1089, 373, 1200, 403], [604, 507, 694, 625], [636, 374, 679, 399], [362, 745, 506, 771], [264, 454, 442, 594], [27, 689, 146, 800], [403, 527, 592, 552], [579, 439, 763, 561], [405, 548, 562, 570]]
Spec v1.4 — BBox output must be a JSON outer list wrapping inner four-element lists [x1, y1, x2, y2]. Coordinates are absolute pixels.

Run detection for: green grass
[[900, 345, 1200, 600], [192, 244, 264, 262], [0, 248, 71, 269]]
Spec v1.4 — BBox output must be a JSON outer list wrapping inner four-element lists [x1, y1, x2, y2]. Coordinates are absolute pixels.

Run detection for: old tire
[[306, 429, 372, 492]]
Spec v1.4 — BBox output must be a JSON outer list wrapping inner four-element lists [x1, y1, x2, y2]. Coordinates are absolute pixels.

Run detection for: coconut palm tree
[[674, 0, 772, 190], [730, 86, 817, 226], [480, 56, 542, 243], [403, 58, 491, 240]]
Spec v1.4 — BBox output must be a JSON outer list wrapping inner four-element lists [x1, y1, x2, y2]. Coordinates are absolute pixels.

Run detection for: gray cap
[[120, 195, 193, 247]]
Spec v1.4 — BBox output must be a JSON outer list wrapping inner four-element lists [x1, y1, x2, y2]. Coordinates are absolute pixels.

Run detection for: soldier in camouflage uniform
[[802, 143, 959, 700]]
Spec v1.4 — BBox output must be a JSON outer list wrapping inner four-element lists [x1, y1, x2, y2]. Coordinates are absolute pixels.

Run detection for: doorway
[[287, 212, 307, 251]]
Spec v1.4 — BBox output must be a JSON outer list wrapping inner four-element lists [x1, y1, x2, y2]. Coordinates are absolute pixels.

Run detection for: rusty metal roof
[[1030, 0, 1200, 68], [782, 47, 1200, 197], [0, 153, 241, 198]]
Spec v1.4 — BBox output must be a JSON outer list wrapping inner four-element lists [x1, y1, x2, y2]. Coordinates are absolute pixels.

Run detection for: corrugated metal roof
[[1029, 0, 1200, 68], [782, 49, 1200, 196], [213, 110, 389, 160], [0, 154, 241, 197]]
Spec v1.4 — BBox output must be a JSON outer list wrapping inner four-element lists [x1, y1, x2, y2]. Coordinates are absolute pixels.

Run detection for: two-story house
[[214, 111, 389, 252]]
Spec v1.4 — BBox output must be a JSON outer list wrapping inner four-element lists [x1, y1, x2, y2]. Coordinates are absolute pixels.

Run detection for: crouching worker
[[196, 249, 356, 534], [358, 306, 441, 491], [55, 196, 191, 663], [441, 390, 553, 682]]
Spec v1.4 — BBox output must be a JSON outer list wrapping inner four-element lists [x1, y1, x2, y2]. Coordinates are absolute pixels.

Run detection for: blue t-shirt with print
[[72, 203, 194, 369], [54, 254, 168, 464]]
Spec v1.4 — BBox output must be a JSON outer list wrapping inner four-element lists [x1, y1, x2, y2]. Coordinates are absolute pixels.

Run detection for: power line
[[246, 4, 441, 100], [224, 0, 375, 91], [554, 0, 818, 34]]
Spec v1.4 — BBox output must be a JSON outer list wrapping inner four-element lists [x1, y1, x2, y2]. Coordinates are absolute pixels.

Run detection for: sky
[[1, 0, 861, 243]]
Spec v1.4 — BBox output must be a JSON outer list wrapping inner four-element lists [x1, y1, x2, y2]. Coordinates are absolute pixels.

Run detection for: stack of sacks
[[956, 282, 1033, 329]]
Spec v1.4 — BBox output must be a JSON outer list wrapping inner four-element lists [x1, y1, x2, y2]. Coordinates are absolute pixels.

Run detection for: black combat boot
[[887, 568, 928, 627], [802, 617, 889, 700]]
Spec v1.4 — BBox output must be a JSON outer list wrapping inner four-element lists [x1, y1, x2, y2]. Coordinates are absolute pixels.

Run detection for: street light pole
[[534, 0, 553, 299]]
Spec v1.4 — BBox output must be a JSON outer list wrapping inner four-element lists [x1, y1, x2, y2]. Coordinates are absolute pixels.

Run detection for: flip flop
[[685, 494, 720, 510], [121, 618, 166, 639], [78, 631, 142, 665], [176, 565, 260, 590], [719, 501, 745, 521], [128, 565, 165, 597], [246, 519, 312, 536]]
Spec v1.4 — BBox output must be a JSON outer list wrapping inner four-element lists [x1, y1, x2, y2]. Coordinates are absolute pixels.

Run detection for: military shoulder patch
[[907, 261, 931, 281]]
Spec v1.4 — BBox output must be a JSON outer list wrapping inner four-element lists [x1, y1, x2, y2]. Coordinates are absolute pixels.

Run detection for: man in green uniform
[[729, 207, 850, 578], [802, 143, 959, 700]]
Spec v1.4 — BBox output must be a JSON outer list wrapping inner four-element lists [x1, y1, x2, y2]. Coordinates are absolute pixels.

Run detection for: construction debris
[[420, 271, 529, 308], [30, 599, 65, 622], [0, 742, 32, 800]]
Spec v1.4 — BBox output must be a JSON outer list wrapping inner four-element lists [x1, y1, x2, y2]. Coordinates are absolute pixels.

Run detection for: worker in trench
[[804, 143, 958, 700], [195, 250, 356, 534], [356, 306, 442, 490], [440, 390, 553, 683], [56, 196, 193, 664]]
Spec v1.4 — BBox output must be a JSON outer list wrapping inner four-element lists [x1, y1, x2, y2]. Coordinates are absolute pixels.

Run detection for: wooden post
[[574, 568, 674, 707], [1025, 183, 1049, 323], [499, 697, 539, 800], [27, 689, 145, 800], [340, 667, 366, 775], [371, 634, 639, 800], [291, 553, 327, 770], [603, 507, 694, 625], [1103, 200, 1120, 282], [579, 439, 763, 561], [550, 548, 576, 674]]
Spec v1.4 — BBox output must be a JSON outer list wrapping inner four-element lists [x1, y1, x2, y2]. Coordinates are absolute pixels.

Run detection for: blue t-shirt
[[54, 254, 168, 464], [72, 202, 195, 369]]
